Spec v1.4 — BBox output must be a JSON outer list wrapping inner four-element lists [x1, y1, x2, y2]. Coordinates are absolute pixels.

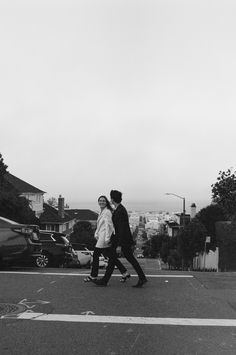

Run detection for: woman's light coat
[[94, 208, 114, 248]]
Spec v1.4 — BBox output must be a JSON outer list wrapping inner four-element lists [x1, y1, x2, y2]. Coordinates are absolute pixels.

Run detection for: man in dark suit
[[94, 190, 147, 288]]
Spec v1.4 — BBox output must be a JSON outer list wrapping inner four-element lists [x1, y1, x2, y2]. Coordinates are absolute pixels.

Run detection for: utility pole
[[165, 192, 186, 270]]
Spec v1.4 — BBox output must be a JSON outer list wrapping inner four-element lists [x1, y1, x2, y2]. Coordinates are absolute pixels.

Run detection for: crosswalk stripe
[[0, 271, 193, 278], [9, 312, 236, 327]]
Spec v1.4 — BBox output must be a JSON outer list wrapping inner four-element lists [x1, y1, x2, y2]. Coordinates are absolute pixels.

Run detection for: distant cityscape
[[68, 199, 210, 215]]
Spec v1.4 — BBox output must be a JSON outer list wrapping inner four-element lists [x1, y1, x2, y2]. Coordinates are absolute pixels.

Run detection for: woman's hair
[[98, 195, 113, 212], [110, 190, 122, 203]]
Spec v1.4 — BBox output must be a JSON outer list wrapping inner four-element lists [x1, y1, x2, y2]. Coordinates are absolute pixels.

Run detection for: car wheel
[[35, 254, 49, 268]]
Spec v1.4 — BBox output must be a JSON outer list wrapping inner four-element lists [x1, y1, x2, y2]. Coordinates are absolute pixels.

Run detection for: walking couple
[[84, 190, 147, 288]]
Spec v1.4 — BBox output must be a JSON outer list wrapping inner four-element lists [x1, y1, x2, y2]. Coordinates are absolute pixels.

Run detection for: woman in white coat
[[84, 195, 130, 282]]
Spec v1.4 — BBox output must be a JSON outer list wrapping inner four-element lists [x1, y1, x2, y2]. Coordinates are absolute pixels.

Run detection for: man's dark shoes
[[132, 278, 148, 288], [93, 278, 107, 287], [120, 273, 131, 283]]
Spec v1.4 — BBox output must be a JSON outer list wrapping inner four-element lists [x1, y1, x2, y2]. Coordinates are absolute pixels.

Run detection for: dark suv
[[0, 216, 42, 267], [35, 230, 73, 268]]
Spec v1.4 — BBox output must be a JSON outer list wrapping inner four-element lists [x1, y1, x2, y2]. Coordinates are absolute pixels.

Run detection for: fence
[[193, 248, 219, 271]]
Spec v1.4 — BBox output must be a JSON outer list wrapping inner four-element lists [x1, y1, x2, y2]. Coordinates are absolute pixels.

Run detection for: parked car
[[99, 255, 108, 268], [71, 243, 92, 268], [91, 252, 108, 269], [35, 230, 73, 268], [0, 216, 42, 267], [70, 243, 108, 269], [68, 248, 81, 268]]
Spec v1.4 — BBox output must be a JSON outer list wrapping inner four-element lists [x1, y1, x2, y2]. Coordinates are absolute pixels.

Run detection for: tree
[[142, 239, 151, 258], [177, 219, 207, 268], [150, 234, 163, 258], [47, 197, 57, 208], [196, 204, 227, 250], [0, 153, 39, 225], [0, 153, 8, 187], [132, 226, 139, 241], [211, 168, 236, 219], [69, 221, 96, 249], [167, 249, 182, 270], [160, 236, 170, 264], [142, 234, 162, 258], [215, 220, 236, 271], [141, 230, 148, 241], [0, 190, 39, 224]]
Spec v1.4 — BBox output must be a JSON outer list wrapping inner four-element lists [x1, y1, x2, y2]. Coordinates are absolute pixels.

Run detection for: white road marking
[[18, 299, 35, 309], [37, 288, 44, 293], [7, 312, 236, 327], [18, 299, 50, 309], [130, 333, 141, 350], [186, 278, 199, 290], [81, 311, 95, 315], [0, 271, 193, 278]]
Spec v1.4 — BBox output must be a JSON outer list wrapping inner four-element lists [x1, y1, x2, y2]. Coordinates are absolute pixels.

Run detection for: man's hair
[[110, 190, 122, 203]]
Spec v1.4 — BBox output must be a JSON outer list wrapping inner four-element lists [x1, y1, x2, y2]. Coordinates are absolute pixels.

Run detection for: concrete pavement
[[1, 259, 236, 354]]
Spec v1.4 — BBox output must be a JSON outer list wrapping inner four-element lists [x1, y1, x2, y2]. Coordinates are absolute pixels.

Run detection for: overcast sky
[[1, 0, 236, 212]]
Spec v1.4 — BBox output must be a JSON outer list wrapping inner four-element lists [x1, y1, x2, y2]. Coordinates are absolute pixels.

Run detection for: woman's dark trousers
[[91, 248, 102, 278], [91, 247, 127, 278]]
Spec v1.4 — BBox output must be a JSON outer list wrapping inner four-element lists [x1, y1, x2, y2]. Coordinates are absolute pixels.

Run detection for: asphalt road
[[1, 259, 236, 354]]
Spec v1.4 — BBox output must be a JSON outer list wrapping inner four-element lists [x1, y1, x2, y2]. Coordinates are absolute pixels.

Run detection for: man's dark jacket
[[112, 204, 134, 247]]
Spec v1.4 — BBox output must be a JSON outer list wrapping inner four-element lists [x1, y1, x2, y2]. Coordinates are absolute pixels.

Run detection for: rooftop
[[4, 173, 45, 194], [40, 203, 73, 224], [66, 209, 98, 221], [166, 221, 180, 228]]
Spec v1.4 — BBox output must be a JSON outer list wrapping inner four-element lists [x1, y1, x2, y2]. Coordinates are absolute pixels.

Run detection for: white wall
[[193, 248, 219, 271], [21, 192, 44, 217]]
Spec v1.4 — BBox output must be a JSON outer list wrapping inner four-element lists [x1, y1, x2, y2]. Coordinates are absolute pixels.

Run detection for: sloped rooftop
[[40, 203, 73, 224], [4, 173, 45, 194], [166, 221, 180, 228], [66, 209, 98, 221]]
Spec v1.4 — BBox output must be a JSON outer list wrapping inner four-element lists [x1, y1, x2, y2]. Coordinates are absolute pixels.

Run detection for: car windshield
[[40, 233, 53, 241], [72, 243, 88, 250], [61, 236, 70, 245]]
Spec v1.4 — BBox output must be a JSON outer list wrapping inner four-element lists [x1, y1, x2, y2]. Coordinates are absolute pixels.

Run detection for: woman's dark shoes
[[93, 278, 107, 287], [132, 278, 148, 288], [120, 273, 131, 283]]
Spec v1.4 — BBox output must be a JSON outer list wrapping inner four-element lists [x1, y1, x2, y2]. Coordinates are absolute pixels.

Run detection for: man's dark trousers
[[102, 245, 146, 283]]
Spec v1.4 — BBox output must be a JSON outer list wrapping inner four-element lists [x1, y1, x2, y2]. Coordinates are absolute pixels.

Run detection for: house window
[[46, 224, 57, 231]]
